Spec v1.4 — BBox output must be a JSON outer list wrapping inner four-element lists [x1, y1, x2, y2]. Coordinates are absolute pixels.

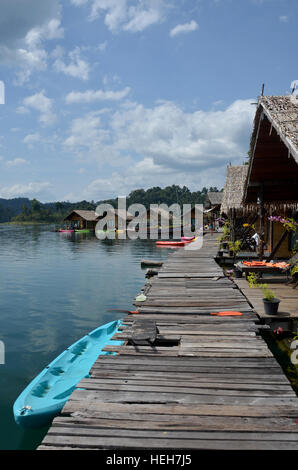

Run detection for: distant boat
[[59, 229, 74, 233], [156, 237, 196, 247], [13, 320, 123, 429], [74, 229, 90, 233]]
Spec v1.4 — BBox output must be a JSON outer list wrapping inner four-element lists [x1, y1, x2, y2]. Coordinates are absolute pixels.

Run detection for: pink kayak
[[156, 238, 195, 247], [181, 236, 195, 241], [59, 229, 74, 233], [156, 240, 187, 246]]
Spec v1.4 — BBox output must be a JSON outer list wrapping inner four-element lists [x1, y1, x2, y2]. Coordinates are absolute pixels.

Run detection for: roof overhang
[[244, 97, 298, 205]]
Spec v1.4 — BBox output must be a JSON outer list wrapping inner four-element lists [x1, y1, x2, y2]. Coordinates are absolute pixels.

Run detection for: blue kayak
[[13, 320, 123, 429]]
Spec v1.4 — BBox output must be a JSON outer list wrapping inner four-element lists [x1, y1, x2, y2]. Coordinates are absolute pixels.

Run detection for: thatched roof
[[243, 95, 298, 208], [205, 192, 223, 206], [65, 209, 134, 221], [64, 210, 99, 221], [221, 165, 248, 214], [256, 95, 298, 163]]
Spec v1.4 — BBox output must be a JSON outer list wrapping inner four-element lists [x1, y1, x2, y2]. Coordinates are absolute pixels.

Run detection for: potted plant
[[247, 273, 280, 315], [219, 221, 230, 250]]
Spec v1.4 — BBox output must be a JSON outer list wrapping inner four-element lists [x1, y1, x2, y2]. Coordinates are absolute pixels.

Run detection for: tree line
[[0, 185, 222, 223]]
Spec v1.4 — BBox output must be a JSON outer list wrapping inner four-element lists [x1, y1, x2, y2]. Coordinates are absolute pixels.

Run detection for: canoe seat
[[131, 319, 158, 345]]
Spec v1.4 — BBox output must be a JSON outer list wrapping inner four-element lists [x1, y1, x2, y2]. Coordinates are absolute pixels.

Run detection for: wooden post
[[231, 208, 236, 242], [267, 229, 288, 261], [258, 184, 265, 260]]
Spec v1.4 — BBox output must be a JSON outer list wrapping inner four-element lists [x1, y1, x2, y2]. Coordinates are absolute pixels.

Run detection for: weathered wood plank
[[39, 233, 298, 451]]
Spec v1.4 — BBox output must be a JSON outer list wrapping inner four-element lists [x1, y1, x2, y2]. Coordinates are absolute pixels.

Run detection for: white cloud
[[71, 0, 89, 5], [0, 182, 51, 199], [0, 1, 64, 84], [63, 98, 255, 199], [64, 111, 109, 153], [65, 86, 130, 103], [23, 133, 41, 145], [23, 91, 56, 126], [73, 0, 166, 33], [97, 41, 108, 51], [5, 158, 28, 167], [170, 20, 198, 37], [279, 15, 288, 22], [53, 47, 90, 80]]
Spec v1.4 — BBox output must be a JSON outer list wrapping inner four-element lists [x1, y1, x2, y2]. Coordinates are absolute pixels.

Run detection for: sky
[[0, 0, 297, 203]]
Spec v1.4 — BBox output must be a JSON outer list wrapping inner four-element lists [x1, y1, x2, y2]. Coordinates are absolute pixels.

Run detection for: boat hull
[[13, 320, 123, 429]]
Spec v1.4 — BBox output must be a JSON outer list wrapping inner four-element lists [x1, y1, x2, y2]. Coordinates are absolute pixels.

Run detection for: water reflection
[[0, 223, 170, 449]]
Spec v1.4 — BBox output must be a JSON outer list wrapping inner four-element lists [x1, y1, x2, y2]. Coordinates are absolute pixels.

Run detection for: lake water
[[0, 224, 170, 450]]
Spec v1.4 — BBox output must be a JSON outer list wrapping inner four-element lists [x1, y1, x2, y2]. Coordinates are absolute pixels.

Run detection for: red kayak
[[156, 237, 197, 247], [59, 229, 74, 233], [156, 241, 187, 246]]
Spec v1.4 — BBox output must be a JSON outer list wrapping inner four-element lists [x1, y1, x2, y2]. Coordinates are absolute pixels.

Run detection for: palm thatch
[[221, 165, 248, 215], [64, 210, 99, 222], [205, 192, 223, 207], [244, 95, 298, 210]]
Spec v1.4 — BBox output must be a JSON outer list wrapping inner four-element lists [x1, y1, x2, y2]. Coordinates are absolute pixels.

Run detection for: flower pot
[[222, 242, 228, 249], [218, 250, 223, 257], [229, 250, 234, 257], [233, 268, 242, 278], [263, 298, 280, 315]]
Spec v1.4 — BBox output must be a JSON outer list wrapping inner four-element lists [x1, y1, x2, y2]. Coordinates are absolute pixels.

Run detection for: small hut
[[204, 191, 223, 226], [221, 165, 255, 243], [64, 209, 134, 231], [64, 210, 99, 230], [243, 95, 298, 258]]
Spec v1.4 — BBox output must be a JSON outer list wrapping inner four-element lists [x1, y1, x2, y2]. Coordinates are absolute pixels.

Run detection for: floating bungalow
[[243, 95, 298, 259], [64, 210, 99, 231], [204, 191, 223, 225], [221, 165, 252, 244], [64, 209, 134, 232]]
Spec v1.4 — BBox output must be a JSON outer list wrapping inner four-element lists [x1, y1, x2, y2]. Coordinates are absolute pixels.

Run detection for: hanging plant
[[268, 216, 297, 232]]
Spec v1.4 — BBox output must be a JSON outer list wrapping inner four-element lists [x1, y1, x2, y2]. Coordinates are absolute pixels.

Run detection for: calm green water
[[0, 224, 170, 450]]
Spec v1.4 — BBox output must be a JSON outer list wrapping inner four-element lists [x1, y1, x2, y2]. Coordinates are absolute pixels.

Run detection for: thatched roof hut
[[64, 210, 99, 222], [221, 165, 248, 215], [243, 95, 298, 210], [205, 192, 223, 208]]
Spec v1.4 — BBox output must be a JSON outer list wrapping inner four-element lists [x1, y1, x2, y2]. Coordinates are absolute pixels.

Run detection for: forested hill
[[0, 185, 222, 223], [100, 185, 221, 209], [0, 198, 31, 222]]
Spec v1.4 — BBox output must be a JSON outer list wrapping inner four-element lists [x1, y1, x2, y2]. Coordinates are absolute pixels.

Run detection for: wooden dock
[[38, 234, 298, 450], [234, 277, 298, 320]]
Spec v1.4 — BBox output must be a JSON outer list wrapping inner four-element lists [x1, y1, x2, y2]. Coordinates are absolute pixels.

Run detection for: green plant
[[221, 221, 230, 241], [247, 272, 276, 301], [228, 240, 241, 254], [290, 264, 298, 277]]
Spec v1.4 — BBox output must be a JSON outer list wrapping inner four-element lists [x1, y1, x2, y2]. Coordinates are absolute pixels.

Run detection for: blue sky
[[0, 0, 297, 202]]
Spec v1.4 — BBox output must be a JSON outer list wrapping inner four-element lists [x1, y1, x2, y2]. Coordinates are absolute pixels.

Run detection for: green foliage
[[247, 272, 276, 301], [100, 185, 221, 210], [228, 240, 241, 254], [290, 263, 298, 277], [2, 184, 223, 224]]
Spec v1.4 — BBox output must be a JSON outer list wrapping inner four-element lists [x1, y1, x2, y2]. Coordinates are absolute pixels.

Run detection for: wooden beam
[[267, 229, 289, 262]]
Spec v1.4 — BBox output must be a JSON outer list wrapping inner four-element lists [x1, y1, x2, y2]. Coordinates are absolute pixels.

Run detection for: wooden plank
[[49, 415, 298, 432], [39, 233, 298, 451], [67, 389, 298, 406], [40, 434, 298, 450], [62, 401, 298, 418]]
